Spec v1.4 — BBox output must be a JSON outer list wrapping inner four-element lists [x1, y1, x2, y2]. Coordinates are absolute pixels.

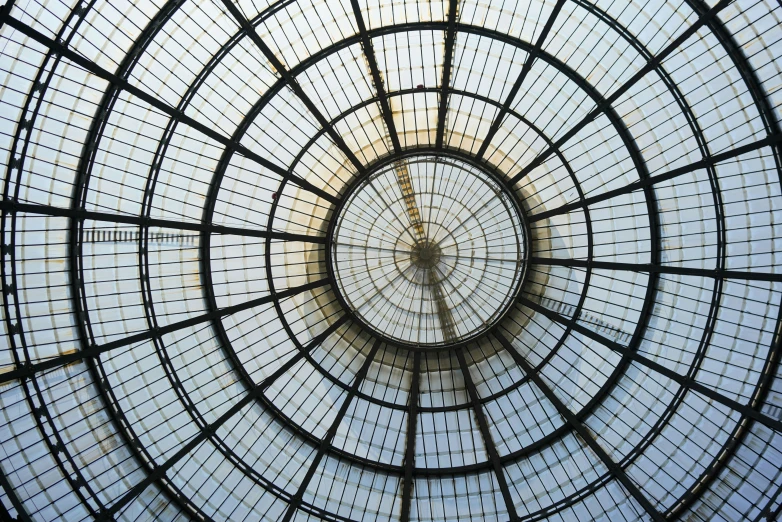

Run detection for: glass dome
[[0, 0, 780, 521]]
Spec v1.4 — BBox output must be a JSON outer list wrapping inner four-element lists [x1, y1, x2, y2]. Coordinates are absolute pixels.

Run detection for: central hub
[[410, 241, 441, 269], [328, 154, 528, 347]]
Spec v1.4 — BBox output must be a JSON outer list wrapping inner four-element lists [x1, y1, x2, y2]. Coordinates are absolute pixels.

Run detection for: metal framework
[[456, 349, 520, 522], [517, 297, 782, 434], [434, 0, 458, 151], [473, 0, 566, 160], [507, 0, 734, 186], [492, 330, 665, 522], [399, 351, 421, 522], [1, 0, 781, 520]]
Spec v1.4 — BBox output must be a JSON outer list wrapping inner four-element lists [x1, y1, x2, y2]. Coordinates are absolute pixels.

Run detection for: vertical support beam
[[435, 0, 458, 150], [98, 315, 348, 520], [508, 0, 733, 186], [517, 296, 782, 434], [350, 0, 402, 154], [474, 0, 566, 160], [219, 0, 366, 175], [455, 349, 519, 522], [281, 339, 382, 520], [493, 331, 665, 521], [400, 351, 421, 522]]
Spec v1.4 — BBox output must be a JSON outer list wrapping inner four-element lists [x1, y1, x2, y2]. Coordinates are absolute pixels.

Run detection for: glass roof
[[0, 0, 781, 521]]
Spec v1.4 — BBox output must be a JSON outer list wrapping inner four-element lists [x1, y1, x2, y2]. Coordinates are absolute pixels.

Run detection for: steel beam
[[528, 132, 782, 223], [97, 314, 348, 520], [281, 339, 382, 520], [0, 467, 29, 522], [518, 296, 782, 434], [48, 1, 213, 520], [475, 0, 566, 160], [0, 278, 330, 385], [0, 199, 325, 243], [0, 0, 16, 29], [455, 349, 520, 522], [0, 14, 338, 206], [219, 0, 366, 175], [1, 3, 147, 520], [529, 256, 782, 283], [549, 12, 726, 516], [350, 0, 402, 154], [663, 0, 782, 516], [493, 330, 665, 522], [435, 0, 458, 150], [399, 351, 421, 522], [508, 0, 734, 186]]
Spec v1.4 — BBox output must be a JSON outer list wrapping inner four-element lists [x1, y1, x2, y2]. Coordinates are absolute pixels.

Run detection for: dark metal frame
[[219, 0, 367, 175], [492, 331, 665, 521], [0, 2, 104, 520], [474, 0, 566, 160], [519, 297, 782, 434], [530, 257, 782, 283], [456, 348, 520, 521], [95, 315, 349, 520], [0, 14, 337, 206], [0, 0, 780, 519], [664, 0, 782, 517], [0, 278, 329, 384], [399, 351, 421, 522], [350, 0, 402, 154], [280, 339, 383, 521], [322, 149, 531, 352], [434, 0, 458, 150], [506, 0, 735, 187]]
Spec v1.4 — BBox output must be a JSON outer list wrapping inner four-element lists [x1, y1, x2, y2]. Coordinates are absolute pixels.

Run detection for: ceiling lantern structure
[[0, 0, 781, 521]]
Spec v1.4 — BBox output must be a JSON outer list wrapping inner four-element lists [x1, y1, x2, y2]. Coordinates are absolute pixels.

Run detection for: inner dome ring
[[327, 153, 529, 348]]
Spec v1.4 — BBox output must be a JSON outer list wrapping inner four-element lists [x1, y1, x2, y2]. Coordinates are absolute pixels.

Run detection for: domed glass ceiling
[[0, 0, 781, 521]]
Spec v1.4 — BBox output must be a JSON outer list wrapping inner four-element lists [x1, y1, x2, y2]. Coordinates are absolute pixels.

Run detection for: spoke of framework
[[517, 296, 782, 435], [435, 0, 458, 150], [529, 256, 782, 283], [399, 351, 421, 522], [507, 0, 734, 186], [0, 200, 326, 243], [95, 314, 349, 520], [350, 0, 402, 154], [280, 338, 382, 521], [475, 0, 566, 160], [528, 133, 782, 223], [0, 13, 339, 206], [456, 349, 520, 522], [0, 279, 331, 384], [493, 330, 666, 522], [219, 0, 367, 175]]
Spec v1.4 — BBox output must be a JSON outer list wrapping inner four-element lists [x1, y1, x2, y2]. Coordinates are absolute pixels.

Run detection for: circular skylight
[[0, 1, 781, 522], [329, 154, 527, 346]]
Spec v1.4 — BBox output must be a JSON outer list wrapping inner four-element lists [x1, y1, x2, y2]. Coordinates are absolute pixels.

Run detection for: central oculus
[[328, 154, 527, 347], [410, 240, 442, 269]]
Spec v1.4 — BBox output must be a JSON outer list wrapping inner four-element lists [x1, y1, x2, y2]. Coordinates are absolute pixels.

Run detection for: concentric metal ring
[[328, 154, 528, 347], [0, 2, 781, 521]]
